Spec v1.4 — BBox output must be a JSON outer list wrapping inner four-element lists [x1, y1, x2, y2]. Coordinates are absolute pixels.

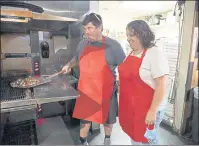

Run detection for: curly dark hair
[[126, 20, 155, 48]]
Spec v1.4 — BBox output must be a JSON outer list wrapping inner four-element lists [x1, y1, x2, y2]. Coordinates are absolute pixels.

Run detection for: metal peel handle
[[46, 70, 65, 80]]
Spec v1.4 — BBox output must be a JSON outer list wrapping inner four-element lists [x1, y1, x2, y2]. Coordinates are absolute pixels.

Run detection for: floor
[[63, 116, 195, 145]]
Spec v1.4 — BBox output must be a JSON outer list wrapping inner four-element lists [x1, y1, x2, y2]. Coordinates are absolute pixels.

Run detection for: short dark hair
[[82, 13, 103, 28], [126, 20, 155, 48]]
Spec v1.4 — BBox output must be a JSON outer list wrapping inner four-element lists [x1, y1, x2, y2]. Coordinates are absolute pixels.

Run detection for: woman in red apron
[[118, 20, 169, 144]]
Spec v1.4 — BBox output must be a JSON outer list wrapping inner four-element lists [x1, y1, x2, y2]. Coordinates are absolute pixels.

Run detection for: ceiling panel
[[99, 1, 176, 18]]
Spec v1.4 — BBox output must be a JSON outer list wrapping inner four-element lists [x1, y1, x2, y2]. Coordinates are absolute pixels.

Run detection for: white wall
[[89, 1, 99, 13], [100, 11, 132, 31]]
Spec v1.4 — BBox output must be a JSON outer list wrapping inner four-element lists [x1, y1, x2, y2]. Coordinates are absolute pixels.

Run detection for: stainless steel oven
[[0, 2, 81, 144]]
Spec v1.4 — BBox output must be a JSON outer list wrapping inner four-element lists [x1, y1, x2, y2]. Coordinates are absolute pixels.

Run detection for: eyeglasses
[[93, 13, 101, 22]]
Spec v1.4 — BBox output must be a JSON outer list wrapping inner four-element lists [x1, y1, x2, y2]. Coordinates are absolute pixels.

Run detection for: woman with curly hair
[[118, 20, 169, 145]]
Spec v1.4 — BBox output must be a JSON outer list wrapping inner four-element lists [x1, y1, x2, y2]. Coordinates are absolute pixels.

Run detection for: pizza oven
[[0, 2, 84, 144]]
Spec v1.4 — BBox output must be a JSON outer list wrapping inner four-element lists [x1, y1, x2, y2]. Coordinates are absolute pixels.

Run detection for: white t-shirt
[[117, 46, 170, 111]]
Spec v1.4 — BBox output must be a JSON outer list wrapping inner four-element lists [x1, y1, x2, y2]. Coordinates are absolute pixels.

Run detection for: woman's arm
[[145, 75, 168, 125], [149, 75, 168, 113], [145, 48, 169, 125]]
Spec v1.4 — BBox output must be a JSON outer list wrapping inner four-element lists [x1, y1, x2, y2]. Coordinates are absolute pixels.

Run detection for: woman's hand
[[145, 110, 156, 125]]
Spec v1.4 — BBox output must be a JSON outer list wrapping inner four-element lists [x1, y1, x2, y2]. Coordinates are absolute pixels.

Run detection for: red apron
[[72, 36, 114, 124], [118, 50, 154, 143]]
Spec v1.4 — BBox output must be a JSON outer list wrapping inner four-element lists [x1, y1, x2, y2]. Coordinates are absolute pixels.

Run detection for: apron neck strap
[[126, 48, 147, 60], [141, 49, 147, 59], [101, 35, 106, 48], [86, 35, 106, 48]]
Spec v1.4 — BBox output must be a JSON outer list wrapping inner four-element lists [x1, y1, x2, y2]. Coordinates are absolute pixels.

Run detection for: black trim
[[31, 19, 71, 32], [0, 22, 30, 33], [185, 62, 194, 92], [195, 38, 198, 58], [0, 19, 74, 33]]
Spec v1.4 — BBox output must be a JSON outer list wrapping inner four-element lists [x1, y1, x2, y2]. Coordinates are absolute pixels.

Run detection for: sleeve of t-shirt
[[150, 48, 170, 79], [111, 40, 126, 66], [75, 40, 86, 62]]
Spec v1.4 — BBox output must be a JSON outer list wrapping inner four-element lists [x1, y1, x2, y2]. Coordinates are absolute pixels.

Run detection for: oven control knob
[[40, 41, 50, 58]]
